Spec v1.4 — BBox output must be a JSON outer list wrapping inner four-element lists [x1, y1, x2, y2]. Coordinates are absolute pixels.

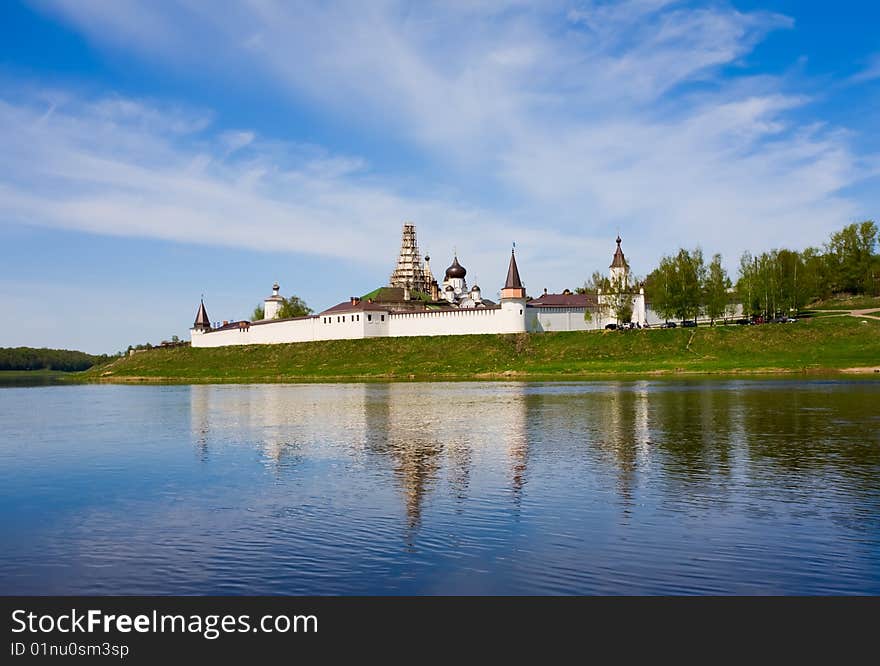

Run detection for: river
[[1, 379, 878, 594]]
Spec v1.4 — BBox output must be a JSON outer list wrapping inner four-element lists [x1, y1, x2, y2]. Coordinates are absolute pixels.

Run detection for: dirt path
[[812, 308, 880, 321], [849, 309, 880, 321]]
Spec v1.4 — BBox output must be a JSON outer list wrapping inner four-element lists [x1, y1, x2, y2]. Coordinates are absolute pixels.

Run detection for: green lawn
[[78, 316, 880, 383], [806, 295, 880, 310]]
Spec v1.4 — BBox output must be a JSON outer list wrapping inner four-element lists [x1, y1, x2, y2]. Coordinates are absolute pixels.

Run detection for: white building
[[191, 228, 649, 348]]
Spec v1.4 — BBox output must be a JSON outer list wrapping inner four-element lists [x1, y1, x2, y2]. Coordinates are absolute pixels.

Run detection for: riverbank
[[72, 316, 880, 383], [0, 369, 74, 386]]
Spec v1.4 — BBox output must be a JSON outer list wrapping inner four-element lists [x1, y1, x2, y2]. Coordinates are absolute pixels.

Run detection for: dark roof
[[504, 250, 523, 289], [528, 292, 597, 308], [610, 235, 627, 269], [320, 300, 391, 315], [209, 320, 251, 332], [445, 256, 466, 279], [193, 300, 210, 328]]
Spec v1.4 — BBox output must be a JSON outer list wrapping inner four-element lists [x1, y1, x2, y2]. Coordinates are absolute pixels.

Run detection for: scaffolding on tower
[[389, 222, 430, 294]]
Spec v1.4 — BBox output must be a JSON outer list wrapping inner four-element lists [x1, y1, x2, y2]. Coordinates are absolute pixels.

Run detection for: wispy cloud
[[850, 53, 880, 84], [0, 90, 594, 295], [14, 0, 879, 280]]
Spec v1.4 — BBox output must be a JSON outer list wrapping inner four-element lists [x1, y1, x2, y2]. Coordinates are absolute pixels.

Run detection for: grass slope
[[82, 317, 880, 383], [806, 295, 880, 310]]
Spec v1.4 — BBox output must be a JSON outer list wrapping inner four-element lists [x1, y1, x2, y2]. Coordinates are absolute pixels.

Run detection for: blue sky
[[1, 0, 878, 354]]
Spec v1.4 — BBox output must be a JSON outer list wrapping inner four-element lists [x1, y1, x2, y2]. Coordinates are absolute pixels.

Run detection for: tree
[[825, 221, 878, 294], [600, 268, 634, 325], [277, 295, 313, 319], [576, 271, 610, 295], [704, 253, 731, 324], [252, 304, 265, 321], [674, 248, 704, 322], [645, 256, 678, 323]]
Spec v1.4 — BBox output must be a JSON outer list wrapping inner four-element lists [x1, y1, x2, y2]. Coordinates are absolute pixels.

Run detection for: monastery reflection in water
[[189, 381, 880, 539]]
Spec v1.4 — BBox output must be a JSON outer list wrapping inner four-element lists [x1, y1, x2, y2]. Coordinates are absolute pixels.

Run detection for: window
[[381, 315, 385, 322], [368, 314, 372, 322], [343, 316, 346, 322]]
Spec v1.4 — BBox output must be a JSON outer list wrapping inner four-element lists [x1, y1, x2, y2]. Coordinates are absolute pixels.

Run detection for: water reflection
[[1, 379, 877, 594], [187, 380, 880, 542]]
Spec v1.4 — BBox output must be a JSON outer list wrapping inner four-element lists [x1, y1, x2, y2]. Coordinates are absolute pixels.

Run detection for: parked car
[[681, 320, 697, 328], [659, 321, 677, 329], [785, 317, 798, 323], [735, 318, 752, 325], [604, 323, 618, 330]]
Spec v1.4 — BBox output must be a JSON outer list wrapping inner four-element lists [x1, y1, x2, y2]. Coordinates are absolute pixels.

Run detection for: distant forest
[[0, 347, 113, 372]]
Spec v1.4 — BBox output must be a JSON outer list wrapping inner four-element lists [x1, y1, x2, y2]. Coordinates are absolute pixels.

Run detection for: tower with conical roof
[[610, 235, 629, 287], [192, 299, 211, 332], [499, 245, 528, 333], [389, 223, 430, 294], [501, 247, 526, 300]]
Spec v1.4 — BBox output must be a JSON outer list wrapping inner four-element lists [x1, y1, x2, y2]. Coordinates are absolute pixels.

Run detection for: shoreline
[[69, 365, 880, 385]]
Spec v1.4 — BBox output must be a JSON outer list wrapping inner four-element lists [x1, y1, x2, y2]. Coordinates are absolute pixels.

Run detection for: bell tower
[[264, 282, 284, 320], [610, 235, 629, 288]]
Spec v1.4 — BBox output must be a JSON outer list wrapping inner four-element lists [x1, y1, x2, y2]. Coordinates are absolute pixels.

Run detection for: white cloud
[[13, 0, 879, 282], [0, 91, 589, 295]]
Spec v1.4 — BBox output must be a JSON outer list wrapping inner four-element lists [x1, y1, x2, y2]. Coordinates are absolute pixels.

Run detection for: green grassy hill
[[81, 316, 880, 383]]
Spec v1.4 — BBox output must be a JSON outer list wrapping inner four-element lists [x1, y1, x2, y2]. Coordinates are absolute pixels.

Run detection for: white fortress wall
[[528, 308, 596, 333], [643, 303, 743, 326], [191, 316, 320, 348], [387, 302, 526, 337], [191, 302, 528, 347]]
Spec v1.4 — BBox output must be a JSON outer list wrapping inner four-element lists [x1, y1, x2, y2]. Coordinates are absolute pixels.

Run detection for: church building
[[190, 224, 645, 348]]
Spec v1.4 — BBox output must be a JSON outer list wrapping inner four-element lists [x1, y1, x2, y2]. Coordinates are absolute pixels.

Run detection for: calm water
[[1, 380, 878, 595]]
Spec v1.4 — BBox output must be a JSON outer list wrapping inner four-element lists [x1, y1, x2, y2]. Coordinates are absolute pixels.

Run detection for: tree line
[[643, 221, 879, 322], [0, 347, 113, 372]]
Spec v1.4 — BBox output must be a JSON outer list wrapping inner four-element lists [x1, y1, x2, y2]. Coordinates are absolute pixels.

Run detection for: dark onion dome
[[471, 284, 480, 291], [445, 255, 467, 279], [444, 284, 455, 291]]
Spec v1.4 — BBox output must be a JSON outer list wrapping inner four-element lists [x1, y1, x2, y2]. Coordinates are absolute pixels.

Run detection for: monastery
[[190, 224, 648, 348]]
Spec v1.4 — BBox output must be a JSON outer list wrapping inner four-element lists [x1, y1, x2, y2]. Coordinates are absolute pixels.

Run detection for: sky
[[0, 0, 878, 354]]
